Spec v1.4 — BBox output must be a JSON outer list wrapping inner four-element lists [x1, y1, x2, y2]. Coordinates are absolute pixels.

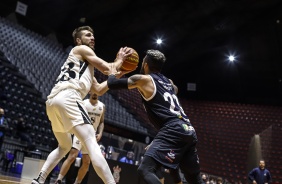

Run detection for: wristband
[[107, 75, 128, 90]]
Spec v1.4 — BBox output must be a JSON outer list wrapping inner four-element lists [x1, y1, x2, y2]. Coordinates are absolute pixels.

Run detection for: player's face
[[80, 30, 95, 50], [91, 93, 98, 100]]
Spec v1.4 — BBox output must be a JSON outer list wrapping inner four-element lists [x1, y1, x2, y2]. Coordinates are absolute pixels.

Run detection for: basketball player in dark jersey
[[106, 49, 204, 184]]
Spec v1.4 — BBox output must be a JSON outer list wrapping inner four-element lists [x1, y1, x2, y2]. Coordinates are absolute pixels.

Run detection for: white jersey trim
[[140, 75, 156, 101]]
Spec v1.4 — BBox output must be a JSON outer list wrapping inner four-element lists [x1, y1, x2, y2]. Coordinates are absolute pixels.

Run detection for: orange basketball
[[120, 48, 139, 71]]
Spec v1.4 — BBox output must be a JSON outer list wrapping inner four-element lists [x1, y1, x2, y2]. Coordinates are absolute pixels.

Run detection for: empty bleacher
[[180, 98, 282, 183]]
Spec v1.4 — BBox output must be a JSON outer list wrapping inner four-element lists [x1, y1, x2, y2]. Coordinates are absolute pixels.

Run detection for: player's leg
[[56, 135, 81, 183], [55, 148, 80, 183], [74, 154, 90, 184], [137, 155, 162, 184], [32, 132, 72, 184], [179, 145, 204, 184], [159, 177, 165, 184], [71, 124, 115, 184], [155, 168, 164, 184], [169, 168, 183, 184]]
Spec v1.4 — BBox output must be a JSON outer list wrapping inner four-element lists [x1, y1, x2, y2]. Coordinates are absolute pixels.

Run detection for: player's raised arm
[[75, 45, 132, 74], [107, 74, 154, 99]]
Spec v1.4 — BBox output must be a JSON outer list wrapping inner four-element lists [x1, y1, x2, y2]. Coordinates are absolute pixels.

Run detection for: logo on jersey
[[158, 80, 173, 91], [76, 140, 80, 144], [182, 124, 195, 132], [165, 150, 175, 163]]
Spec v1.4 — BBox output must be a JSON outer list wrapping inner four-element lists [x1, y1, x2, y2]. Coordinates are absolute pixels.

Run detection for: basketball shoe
[[31, 179, 41, 184]]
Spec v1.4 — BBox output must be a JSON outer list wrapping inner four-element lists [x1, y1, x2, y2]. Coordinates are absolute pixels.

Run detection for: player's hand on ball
[[116, 47, 132, 62], [117, 47, 139, 71]]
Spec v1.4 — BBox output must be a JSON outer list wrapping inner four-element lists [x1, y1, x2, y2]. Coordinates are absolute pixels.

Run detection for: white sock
[[74, 178, 81, 184], [57, 174, 64, 181]]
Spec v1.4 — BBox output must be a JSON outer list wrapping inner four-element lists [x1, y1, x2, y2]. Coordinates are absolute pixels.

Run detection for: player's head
[[140, 49, 166, 74], [259, 159, 265, 169], [0, 108, 4, 116], [89, 92, 98, 101], [72, 26, 95, 49]]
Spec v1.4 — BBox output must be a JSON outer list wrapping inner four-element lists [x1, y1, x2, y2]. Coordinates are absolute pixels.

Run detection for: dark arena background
[[0, 0, 282, 183]]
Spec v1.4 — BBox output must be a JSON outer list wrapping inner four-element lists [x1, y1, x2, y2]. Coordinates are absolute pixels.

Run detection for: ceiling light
[[228, 55, 235, 62], [156, 39, 162, 45]]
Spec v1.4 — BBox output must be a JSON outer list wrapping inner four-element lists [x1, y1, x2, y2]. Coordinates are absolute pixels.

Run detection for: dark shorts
[[145, 120, 200, 171]]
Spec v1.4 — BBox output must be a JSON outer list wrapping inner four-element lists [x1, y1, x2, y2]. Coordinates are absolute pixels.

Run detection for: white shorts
[[46, 89, 92, 133], [72, 135, 88, 154]]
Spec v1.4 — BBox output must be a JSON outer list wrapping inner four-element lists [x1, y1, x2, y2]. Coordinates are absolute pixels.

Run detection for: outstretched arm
[[89, 64, 138, 96], [74, 46, 132, 75], [107, 74, 154, 99]]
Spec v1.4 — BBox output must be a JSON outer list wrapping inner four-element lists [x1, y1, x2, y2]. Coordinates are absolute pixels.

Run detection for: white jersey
[[84, 99, 104, 131], [48, 48, 94, 99]]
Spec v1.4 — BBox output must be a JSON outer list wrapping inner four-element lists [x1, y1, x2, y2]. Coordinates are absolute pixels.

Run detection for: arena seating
[[0, 17, 148, 148], [180, 99, 282, 183]]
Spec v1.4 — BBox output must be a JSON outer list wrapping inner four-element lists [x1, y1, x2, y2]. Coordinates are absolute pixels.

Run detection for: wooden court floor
[[0, 174, 32, 184], [0, 168, 59, 184], [0, 171, 58, 184]]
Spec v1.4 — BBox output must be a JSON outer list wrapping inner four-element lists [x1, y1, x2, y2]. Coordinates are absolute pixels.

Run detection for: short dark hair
[[72, 26, 94, 45], [145, 49, 166, 72]]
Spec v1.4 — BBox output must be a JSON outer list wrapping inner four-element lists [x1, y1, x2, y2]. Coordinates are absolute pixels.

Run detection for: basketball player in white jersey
[[55, 93, 105, 184], [32, 26, 132, 184]]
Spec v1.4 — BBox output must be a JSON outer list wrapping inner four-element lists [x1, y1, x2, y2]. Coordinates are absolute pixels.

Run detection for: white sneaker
[[31, 179, 40, 184]]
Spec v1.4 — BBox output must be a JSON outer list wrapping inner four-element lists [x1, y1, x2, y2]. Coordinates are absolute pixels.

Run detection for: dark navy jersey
[[141, 73, 190, 130]]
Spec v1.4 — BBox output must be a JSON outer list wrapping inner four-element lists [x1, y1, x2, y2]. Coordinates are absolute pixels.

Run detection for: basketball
[[120, 48, 139, 71]]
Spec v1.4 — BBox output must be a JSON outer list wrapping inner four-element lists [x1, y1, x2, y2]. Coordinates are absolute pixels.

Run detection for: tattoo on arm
[[128, 75, 142, 87]]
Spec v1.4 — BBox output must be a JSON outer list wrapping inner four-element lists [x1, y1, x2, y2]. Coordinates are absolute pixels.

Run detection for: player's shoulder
[[74, 45, 89, 49], [83, 98, 90, 103], [73, 45, 94, 54], [134, 74, 151, 81], [98, 100, 105, 106]]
